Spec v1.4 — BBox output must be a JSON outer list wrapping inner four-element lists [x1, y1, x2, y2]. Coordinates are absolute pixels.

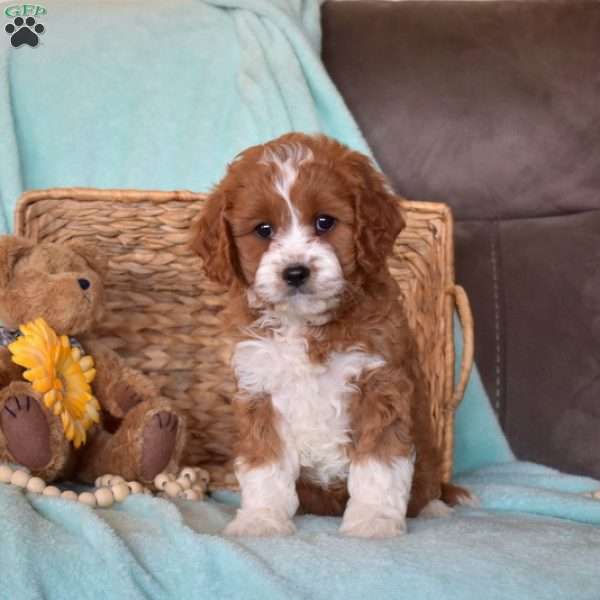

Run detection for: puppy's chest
[[232, 326, 384, 483]]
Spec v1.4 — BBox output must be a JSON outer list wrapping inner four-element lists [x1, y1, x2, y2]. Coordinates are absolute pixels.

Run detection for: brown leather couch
[[322, 0, 600, 479]]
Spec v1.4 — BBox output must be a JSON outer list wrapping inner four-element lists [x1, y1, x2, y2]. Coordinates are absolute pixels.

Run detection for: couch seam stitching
[[490, 225, 502, 415]]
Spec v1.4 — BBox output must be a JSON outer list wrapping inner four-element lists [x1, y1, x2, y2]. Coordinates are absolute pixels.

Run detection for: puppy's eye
[[255, 223, 274, 239], [315, 215, 336, 235]]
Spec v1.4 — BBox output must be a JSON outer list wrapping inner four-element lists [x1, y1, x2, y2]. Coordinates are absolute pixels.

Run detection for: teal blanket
[[2, 472, 600, 600], [1, 1, 599, 598], [0, 0, 369, 232]]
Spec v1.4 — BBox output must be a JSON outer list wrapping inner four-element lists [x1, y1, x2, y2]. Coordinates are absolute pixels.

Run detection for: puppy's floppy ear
[[191, 190, 239, 286], [67, 241, 109, 279], [0, 236, 35, 288], [349, 153, 405, 273]]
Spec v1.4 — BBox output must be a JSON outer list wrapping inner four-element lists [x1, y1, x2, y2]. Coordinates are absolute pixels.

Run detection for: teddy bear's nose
[[78, 278, 91, 291]]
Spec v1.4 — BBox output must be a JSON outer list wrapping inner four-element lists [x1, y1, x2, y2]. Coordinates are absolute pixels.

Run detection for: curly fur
[[192, 133, 469, 537]]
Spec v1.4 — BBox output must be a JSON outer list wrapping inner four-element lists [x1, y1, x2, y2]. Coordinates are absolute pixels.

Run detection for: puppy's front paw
[[224, 508, 296, 537], [340, 503, 406, 539]]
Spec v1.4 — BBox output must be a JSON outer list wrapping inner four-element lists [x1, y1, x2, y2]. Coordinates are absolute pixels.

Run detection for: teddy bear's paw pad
[[140, 411, 179, 480], [1, 395, 51, 469]]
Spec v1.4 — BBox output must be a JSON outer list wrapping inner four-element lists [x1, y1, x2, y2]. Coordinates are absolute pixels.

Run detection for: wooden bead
[[42, 485, 61, 497], [61, 490, 78, 501], [112, 483, 130, 502], [0, 464, 14, 483], [95, 487, 115, 508], [164, 481, 182, 498], [11, 470, 31, 488], [96, 474, 113, 488], [191, 485, 205, 498], [26, 477, 46, 494], [179, 467, 197, 484], [78, 492, 97, 507], [183, 489, 199, 501], [175, 477, 192, 490], [154, 474, 170, 490], [127, 481, 144, 494]]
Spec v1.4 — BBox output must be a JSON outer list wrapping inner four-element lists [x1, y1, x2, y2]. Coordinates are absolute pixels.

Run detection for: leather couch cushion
[[322, 1, 600, 477], [455, 211, 600, 478], [322, 0, 600, 221]]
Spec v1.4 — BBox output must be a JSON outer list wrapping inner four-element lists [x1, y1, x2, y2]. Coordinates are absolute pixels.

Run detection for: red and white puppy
[[193, 133, 469, 538]]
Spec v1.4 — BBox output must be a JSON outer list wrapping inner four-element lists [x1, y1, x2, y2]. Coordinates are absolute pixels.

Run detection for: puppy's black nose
[[78, 278, 91, 291], [282, 265, 310, 287]]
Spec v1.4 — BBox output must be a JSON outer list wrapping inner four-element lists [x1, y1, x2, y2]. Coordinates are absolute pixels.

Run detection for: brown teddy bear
[[0, 236, 186, 485]]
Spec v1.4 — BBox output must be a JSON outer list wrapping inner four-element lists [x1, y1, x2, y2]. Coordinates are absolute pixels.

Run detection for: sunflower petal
[[43, 389, 57, 409], [79, 356, 94, 372], [31, 378, 53, 393], [8, 318, 98, 448], [83, 368, 96, 384]]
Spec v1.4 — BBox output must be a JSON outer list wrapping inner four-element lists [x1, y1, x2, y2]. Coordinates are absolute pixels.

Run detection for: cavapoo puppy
[[193, 133, 470, 538]]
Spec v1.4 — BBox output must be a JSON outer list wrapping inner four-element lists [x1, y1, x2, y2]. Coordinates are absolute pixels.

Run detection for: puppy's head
[[192, 133, 404, 322]]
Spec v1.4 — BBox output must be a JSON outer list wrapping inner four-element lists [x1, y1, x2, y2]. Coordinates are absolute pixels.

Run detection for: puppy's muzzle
[[282, 264, 310, 288]]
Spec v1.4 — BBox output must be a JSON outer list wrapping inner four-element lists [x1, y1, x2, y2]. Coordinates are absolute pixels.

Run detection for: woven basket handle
[[452, 285, 475, 407]]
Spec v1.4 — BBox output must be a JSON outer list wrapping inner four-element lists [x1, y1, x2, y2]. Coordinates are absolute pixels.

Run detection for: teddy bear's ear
[[0, 236, 35, 289], [67, 241, 109, 279]]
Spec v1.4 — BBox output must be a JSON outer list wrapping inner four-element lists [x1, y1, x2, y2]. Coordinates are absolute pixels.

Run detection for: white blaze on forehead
[[259, 143, 314, 225], [251, 141, 344, 321]]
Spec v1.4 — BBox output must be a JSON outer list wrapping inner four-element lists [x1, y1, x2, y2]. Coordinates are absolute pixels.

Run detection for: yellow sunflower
[[8, 318, 100, 448]]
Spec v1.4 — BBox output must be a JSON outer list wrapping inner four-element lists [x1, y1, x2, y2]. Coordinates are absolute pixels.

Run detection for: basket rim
[[15, 186, 454, 233], [16, 187, 456, 289], [15, 188, 456, 294]]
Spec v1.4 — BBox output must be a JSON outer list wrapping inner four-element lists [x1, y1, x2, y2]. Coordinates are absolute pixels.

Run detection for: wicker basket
[[15, 188, 473, 489]]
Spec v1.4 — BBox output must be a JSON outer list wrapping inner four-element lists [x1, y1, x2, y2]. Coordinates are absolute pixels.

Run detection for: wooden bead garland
[[78, 492, 97, 507], [11, 470, 30, 488], [584, 491, 600, 500], [0, 463, 210, 509], [0, 464, 13, 483], [26, 477, 46, 494], [94, 488, 114, 508], [152, 467, 209, 501]]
